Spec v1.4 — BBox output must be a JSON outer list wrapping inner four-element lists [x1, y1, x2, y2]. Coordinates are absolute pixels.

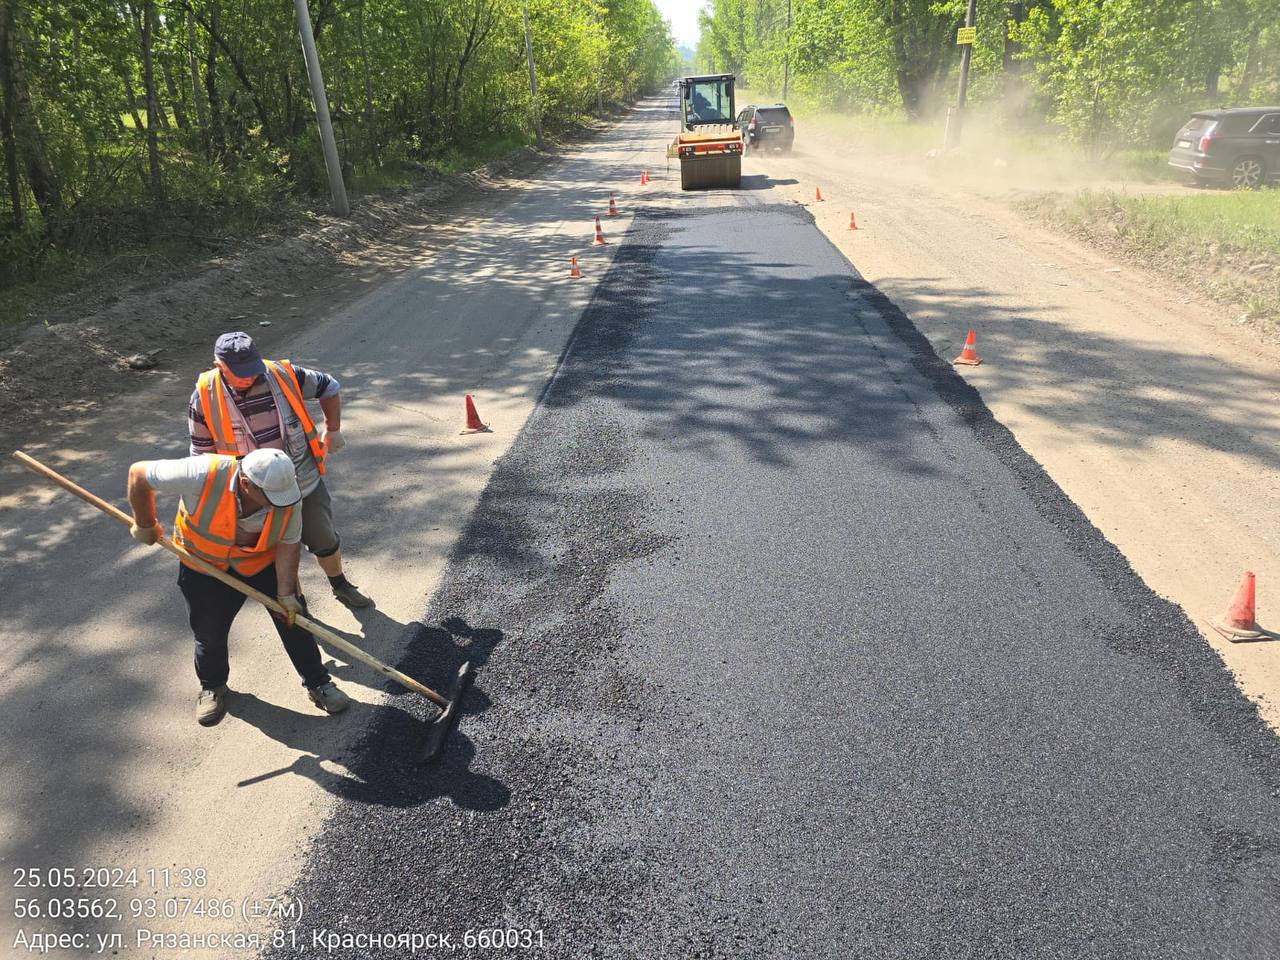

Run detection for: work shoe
[[196, 685, 229, 727], [307, 681, 352, 714], [331, 579, 373, 609]]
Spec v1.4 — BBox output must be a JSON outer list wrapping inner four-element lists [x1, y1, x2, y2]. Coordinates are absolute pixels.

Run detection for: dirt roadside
[[0, 117, 623, 454], [751, 129, 1280, 732]]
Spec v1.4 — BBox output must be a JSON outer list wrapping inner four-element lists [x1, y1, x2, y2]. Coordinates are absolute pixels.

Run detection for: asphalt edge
[[839, 237, 1280, 797], [259, 204, 673, 958]]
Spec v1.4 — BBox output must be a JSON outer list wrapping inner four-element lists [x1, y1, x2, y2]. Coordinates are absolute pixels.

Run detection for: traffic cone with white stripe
[[461, 394, 492, 435], [848, 211, 859, 230], [593, 215, 608, 245], [569, 256, 582, 279], [1210, 572, 1271, 641], [952, 329, 982, 366], [608, 192, 619, 217]]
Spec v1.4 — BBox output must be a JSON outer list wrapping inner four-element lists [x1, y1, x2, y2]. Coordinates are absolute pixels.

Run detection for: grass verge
[[1016, 188, 1280, 331]]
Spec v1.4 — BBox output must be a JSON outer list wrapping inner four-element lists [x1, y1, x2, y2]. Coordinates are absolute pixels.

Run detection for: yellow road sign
[[957, 26, 977, 45]]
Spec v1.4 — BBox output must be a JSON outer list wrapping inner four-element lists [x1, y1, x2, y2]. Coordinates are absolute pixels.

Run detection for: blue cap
[[214, 331, 266, 378]]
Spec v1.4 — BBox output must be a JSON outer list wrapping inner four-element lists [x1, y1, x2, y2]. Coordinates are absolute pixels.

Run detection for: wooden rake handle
[[11, 451, 447, 708]]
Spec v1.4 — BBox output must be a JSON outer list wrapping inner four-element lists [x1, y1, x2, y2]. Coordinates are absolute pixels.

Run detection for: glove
[[130, 521, 163, 545], [323, 427, 345, 453], [277, 594, 306, 627]]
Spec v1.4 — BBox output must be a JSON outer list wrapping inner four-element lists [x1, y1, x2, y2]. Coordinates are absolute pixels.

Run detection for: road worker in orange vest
[[127, 448, 352, 726], [187, 331, 371, 610]]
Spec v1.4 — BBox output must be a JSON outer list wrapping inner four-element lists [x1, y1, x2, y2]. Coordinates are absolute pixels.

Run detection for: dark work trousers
[[177, 561, 330, 691]]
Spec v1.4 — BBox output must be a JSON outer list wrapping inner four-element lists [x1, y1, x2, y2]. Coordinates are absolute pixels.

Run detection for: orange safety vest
[[172, 455, 295, 576], [195, 359, 327, 475]]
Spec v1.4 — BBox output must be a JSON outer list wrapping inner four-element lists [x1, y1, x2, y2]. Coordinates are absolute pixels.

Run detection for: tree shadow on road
[[864, 272, 1280, 475], [543, 202, 1280, 481]]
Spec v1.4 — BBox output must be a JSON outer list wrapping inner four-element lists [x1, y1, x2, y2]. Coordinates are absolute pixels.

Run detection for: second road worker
[[189, 332, 372, 609], [127, 448, 352, 726]]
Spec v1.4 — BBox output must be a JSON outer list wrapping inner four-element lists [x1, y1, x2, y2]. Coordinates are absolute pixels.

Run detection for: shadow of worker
[[227, 694, 509, 812], [226, 614, 509, 812], [323, 612, 502, 725], [323, 609, 494, 711]]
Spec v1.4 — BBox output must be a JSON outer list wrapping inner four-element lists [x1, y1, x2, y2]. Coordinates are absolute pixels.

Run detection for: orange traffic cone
[[593, 215, 607, 245], [569, 256, 582, 279], [608, 192, 619, 217], [952, 329, 982, 366], [815, 186, 824, 202], [848, 211, 859, 230], [1210, 571, 1270, 641], [460, 394, 492, 435]]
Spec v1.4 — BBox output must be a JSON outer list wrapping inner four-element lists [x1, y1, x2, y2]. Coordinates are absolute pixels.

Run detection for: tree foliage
[[696, 0, 1280, 146], [1011, 0, 1280, 148], [0, 0, 677, 276]]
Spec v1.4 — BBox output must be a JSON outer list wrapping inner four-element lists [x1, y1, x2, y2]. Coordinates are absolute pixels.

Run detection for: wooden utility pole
[[293, 0, 349, 217], [521, 1, 542, 145], [943, 0, 978, 149]]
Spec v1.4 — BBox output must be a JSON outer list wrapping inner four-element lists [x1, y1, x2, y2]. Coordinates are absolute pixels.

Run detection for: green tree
[[0, 0, 677, 286]]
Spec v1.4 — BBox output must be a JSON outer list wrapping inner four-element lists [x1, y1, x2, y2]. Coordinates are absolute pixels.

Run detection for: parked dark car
[[736, 103, 794, 153], [1168, 107, 1280, 189]]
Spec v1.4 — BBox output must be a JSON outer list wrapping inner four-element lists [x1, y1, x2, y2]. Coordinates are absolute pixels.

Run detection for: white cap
[[240, 449, 301, 507]]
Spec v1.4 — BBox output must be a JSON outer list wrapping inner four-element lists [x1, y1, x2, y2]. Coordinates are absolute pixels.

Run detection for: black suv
[[736, 104, 794, 153], [1168, 107, 1280, 188]]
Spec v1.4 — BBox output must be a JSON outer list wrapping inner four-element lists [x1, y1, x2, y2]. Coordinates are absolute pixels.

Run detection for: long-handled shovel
[[12, 450, 472, 762]]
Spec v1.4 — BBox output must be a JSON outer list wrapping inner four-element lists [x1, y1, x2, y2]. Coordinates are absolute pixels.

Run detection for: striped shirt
[[188, 364, 339, 497]]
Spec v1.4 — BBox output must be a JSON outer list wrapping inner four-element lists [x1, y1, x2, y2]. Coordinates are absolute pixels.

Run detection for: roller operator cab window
[[687, 81, 733, 123]]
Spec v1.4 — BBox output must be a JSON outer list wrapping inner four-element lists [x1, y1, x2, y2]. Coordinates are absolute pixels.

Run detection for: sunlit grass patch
[[1041, 189, 1280, 260], [1019, 188, 1280, 330]]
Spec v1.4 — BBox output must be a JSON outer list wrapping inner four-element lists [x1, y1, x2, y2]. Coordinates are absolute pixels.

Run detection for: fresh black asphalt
[[266, 204, 1280, 959]]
